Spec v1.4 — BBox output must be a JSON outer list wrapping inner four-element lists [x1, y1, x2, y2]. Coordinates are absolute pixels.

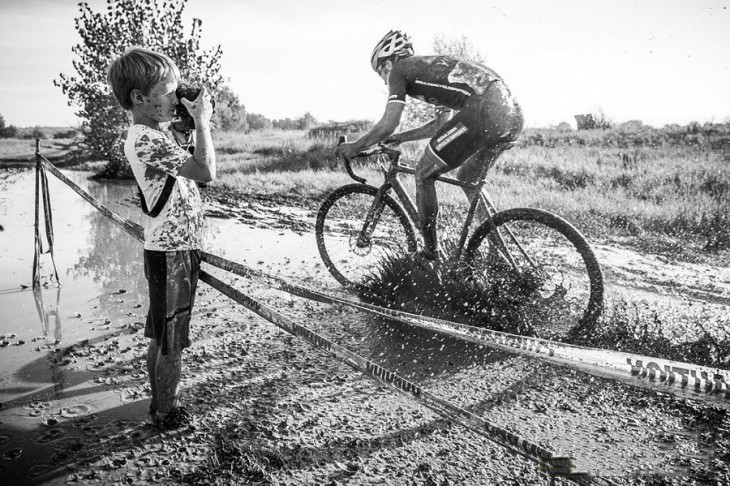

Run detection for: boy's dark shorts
[[428, 81, 524, 168], [144, 249, 201, 355]]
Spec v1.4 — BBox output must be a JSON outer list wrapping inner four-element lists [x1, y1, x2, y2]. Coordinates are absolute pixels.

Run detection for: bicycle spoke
[[316, 185, 417, 288], [467, 209, 603, 338]]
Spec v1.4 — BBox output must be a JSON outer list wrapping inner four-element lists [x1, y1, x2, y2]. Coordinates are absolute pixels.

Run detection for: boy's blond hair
[[107, 46, 180, 110]]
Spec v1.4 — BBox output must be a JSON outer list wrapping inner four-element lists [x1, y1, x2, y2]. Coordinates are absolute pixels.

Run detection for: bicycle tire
[[315, 184, 418, 289], [464, 207, 604, 336]]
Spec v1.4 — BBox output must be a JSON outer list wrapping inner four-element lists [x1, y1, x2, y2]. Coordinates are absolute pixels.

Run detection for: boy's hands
[[169, 125, 192, 146], [180, 87, 213, 127]]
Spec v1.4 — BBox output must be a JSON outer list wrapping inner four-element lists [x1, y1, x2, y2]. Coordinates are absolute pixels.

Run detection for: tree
[[246, 113, 272, 131], [400, 34, 487, 130], [433, 34, 485, 64], [55, 0, 223, 178], [297, 112, 317, 130], [213, 85, 248, 131], [0, 113, 19, 139], [273, 118, 298, 130]]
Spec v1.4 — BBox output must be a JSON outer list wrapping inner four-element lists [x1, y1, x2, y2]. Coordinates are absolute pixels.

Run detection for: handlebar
[[337, 135, 402, 184]]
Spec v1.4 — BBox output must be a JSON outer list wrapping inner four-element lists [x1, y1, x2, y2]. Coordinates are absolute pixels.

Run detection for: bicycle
[[315, 138, 604, 331]]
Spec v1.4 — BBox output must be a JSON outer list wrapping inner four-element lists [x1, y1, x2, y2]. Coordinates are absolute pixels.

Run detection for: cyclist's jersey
[[387, 55, 504, 111]]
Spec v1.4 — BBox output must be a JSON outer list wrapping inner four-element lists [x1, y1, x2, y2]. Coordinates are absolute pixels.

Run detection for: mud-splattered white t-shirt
[[125, 124, 204, 251]]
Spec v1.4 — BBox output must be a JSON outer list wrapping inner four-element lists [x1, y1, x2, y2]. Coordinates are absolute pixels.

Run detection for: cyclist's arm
[[390, 107, 452, 143], [350, 102, 405, 153]]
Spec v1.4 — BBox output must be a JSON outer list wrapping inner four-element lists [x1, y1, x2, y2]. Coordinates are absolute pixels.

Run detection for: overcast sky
[[1, 0, 729, 128]]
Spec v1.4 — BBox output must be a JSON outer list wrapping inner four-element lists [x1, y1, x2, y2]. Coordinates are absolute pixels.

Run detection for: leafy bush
[[55, 0, 224, 178], [517, 122, 730, 150], [246, 113, 273, 131], [30, 126, 49, 140], [53, 129, 81, 139], [307, 120, 373, 141], [0, 125, 19, 139], [212, 85, 248, 132]]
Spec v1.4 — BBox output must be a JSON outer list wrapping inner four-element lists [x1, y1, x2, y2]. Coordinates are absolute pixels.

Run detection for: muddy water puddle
[[0, 169, 328, 483]]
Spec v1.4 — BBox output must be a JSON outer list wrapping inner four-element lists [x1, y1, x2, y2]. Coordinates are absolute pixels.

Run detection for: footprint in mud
[[26, 400, 51, 418], [2, 447, 23, 460], [51, 436, 84, 453], [35, 427, 65, 444], [59, 403, 93, 418], [28, 463, 58, 480], [42, 417, 60, 426], [45, 437, 85, 464]]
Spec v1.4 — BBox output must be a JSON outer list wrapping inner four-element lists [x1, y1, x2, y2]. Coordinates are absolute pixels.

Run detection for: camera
[[172, 83, 215, 132]]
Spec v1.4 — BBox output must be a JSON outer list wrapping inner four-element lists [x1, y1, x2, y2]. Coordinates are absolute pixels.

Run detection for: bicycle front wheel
[[315, 184, 418, 289], [464, 208, 604, 337]]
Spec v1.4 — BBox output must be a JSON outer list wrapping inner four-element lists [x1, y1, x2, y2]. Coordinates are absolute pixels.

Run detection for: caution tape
[[38, 156, 145, 242], [200, 252, 730, 409]]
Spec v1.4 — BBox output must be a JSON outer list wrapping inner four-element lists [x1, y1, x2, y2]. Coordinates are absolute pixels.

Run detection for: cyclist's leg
[[415, 148, 450, 260], [456, 146, 503, 221], [456, 82, 525, 220], [417, 105, 485, 260]]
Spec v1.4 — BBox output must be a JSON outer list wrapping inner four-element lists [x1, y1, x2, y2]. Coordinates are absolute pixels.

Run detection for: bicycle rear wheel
[[315, 184, 418, 289], [464, 208, 604, 337]]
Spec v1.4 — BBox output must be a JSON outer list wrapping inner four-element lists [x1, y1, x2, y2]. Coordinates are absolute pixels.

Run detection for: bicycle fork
[[355, 184, 393, 250]]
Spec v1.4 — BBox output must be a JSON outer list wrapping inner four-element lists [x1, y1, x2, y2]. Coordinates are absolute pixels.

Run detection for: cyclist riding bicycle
[[335, 30, 524, 261]]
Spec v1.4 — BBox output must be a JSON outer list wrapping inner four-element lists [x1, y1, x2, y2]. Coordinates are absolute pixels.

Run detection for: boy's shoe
[[148, 405, 160, 427], [156, 407, 192, 431]]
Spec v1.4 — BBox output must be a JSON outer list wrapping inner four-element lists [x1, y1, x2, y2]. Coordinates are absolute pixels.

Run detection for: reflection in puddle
[[32, 286, 62, 342]]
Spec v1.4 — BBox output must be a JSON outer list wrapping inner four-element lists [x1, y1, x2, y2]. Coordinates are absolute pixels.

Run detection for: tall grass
[[209, 128, 730, 259]]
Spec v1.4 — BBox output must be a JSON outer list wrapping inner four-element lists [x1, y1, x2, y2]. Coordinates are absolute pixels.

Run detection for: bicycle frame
[[350, 143, 529, 265]]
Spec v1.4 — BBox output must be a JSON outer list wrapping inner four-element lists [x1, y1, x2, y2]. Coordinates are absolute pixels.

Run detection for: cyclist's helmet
[[370, 30, 414, 72]]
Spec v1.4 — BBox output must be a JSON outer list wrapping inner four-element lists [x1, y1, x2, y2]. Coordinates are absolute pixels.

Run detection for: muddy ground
[[2, 186, 730, 486]]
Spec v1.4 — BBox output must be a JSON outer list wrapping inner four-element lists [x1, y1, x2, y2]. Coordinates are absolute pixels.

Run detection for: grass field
[[208, 127, 730, 261], [2, 123, 728, 260]]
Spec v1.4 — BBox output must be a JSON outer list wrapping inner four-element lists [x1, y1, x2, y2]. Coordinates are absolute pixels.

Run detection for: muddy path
[[1, 176, 730, 485]]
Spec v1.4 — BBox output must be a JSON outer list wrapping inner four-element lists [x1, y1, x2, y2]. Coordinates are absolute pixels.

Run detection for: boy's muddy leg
[[147, 339, 182, 416], [146, 340, 159, 414]]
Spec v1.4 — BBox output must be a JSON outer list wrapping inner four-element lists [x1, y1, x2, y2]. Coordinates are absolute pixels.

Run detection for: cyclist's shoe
[[409, 250, 442, 272], [156, 406, 192, 431], [417, 247, 446, 261]]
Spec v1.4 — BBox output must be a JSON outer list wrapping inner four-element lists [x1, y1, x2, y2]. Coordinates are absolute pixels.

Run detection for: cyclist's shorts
[[428, 81, 523, 168], [144, 249, 201, 355]]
